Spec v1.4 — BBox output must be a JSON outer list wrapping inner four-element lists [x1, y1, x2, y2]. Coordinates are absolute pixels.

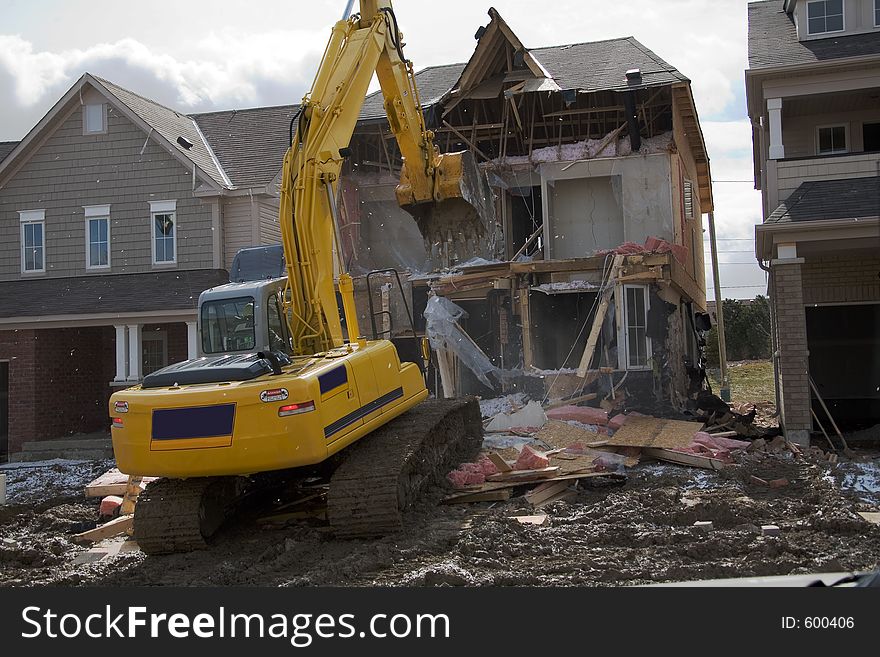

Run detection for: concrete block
[[693, 521, 713, 533], [762, 525, 781, 537]]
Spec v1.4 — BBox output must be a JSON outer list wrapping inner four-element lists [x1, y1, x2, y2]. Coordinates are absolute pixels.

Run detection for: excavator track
[[133, 476, 242, 555], [327, 398, 482, 538]]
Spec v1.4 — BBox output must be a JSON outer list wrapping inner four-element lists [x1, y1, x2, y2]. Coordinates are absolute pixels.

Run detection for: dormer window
[[83, 103, 106, 134], [807, 0, 844, 35]]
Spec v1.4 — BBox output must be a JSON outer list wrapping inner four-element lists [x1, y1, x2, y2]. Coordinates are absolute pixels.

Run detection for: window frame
[[683, 179, 695, 219], [150, 200, 178, 266], [84, 205, 111, 270], [816, 123, 849, 155], [19, 209, 46, 275], [875, 0, 880, 27], [83, 103, 107, 135], [806, 0, 845, 36], [142, 330, 169, 376], [617, 284, 652, 371]]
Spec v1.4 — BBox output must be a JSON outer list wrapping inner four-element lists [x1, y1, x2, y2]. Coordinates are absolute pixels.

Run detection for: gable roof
[[360, 63, 466, 120], [94, 76, 230, 188], [748, 0, 880, 70], [766, 176, 880, 224], [0, 73, 230, 191], [193, 105, 300, 188]]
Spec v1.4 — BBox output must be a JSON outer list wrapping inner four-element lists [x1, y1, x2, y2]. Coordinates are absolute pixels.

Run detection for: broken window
[[622, 285, 651, 369]]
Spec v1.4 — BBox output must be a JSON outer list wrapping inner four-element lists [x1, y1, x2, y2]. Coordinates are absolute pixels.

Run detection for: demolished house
[[338, 9, 714, 416]]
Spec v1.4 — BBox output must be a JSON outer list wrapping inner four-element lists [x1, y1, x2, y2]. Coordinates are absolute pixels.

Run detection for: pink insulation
[[547, 405, 609, 426], [514, 445, 550, 471]]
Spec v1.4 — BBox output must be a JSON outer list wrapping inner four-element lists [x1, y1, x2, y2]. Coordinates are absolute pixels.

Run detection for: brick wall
[[0, 330, 38, 453], [773, 261, 811, 437], [802, 255, 880, 305]]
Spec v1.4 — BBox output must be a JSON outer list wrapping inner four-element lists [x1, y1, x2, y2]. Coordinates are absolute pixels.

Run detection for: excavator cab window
[[201, 296, 256, 354], [267, 295, 292, 355]]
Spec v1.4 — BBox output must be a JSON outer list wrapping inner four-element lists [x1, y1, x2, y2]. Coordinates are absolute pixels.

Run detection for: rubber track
[[133, 477, 231, 555], [327, 398, 482, 538]]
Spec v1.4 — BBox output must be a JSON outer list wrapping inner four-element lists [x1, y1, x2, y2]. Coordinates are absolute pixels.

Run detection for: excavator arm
[[279, 0, 493, 356]]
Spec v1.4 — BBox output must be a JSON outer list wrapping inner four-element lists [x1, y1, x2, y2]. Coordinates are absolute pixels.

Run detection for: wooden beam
[[576, 255, 624, 378], [441, 120, 491, 161], [519, 287, 534, 368], [73, 515, 134, 544]]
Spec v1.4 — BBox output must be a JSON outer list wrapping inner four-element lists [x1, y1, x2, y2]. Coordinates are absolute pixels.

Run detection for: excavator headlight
[[278, 401, 316, 417]]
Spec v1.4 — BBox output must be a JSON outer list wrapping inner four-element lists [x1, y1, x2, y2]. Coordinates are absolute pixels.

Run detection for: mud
[[1, 450, 879, 587]]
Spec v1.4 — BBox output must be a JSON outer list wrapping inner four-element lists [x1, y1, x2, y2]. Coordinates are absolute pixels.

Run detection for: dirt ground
[[2, 447, 880, 587]]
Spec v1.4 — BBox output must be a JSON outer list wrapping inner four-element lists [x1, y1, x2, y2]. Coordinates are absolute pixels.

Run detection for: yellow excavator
[[108, 0, 493, 554]]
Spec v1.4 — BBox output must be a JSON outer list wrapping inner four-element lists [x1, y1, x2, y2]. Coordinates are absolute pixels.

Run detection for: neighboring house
[[340, 9, 713, 413], [0, 74, 293, 459], [747, 0, 880, 443]]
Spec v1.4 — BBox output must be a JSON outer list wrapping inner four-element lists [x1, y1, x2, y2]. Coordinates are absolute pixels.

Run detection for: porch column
[[127, 324, 142, 381], [771, 250, 810, 446], [767, 98, 785, 160], [186, 321, 198, 360], [113, 325, 128, 382]]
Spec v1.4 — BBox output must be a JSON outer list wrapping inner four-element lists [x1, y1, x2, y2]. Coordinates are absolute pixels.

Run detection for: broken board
[[444, 489, 512, 504], [85, 468, 156, 498], [72, 514, 134, 544], [642, 447, 725, 471], [605, 416, 702, 450]]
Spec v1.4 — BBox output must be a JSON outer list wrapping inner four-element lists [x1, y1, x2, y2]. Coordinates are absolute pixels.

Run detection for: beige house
[[0, 74, 294, 457], [747, 0, 880, 444]]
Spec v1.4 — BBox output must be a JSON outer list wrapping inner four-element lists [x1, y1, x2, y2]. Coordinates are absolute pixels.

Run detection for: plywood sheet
[[536, 420, 603, 449], [605, 416, 702, 449]]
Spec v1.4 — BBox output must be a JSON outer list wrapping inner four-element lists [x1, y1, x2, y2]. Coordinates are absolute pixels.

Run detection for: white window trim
[[150, 200, 178, 266], [617, 284, 652, 371], [19, 209, 46, 275], [84, 205, 111, 271], [816, 123, 849, 155], [683, 179, 695, 219], [806, 0, 845, 36], [83, 103, 108, 135]]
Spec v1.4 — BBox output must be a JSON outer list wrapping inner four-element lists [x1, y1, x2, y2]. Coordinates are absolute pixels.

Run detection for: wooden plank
[[536, 419, 602, 450], [858, 512, 880, 525], [545, 392, 598, 410], [606, 415, 702, 449], [72, 515, 134, 544], [487, 452, 512, 472], [576, 255, 624, 377], [486, 466, 560, 482], [454, 470, 624, 495], [525, 480, 570, 506], [511, 514, 548, 526], [642, 447, 725, 471], [85, 469, 156, 498], [519, 287, 534, 368], [509, 255, 609, 274], [120, 476, 143, 516], [444, 489, 512, 504]]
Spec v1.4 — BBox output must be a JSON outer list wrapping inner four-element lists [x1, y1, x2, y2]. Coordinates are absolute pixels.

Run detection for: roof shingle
[[360, 63, 466, 120], [748, 0, 880, 70], [766, 176, 880, 224], [192, 105, 300, 188], [0, 269, 229, 320], [0, 141, 17, 163]]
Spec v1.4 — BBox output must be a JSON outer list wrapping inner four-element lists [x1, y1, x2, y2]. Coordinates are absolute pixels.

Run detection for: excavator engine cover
[[397, 150, 495, 250]]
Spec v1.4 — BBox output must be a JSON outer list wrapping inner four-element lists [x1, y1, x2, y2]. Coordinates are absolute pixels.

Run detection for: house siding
[[0, 104, 214, 280], [259, 196, 282, 246], [222, 197, 255, 268]]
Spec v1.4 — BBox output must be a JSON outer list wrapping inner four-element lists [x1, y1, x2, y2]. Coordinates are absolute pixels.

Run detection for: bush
[[705, 296, 772, 367]]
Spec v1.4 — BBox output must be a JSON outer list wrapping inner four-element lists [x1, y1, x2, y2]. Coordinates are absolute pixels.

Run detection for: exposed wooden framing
[[576, 255, 624, 378], [518, 287, 534, 368], [441, 120, 491, 162], [435, 347, 456, 398], [435, 122, 505, 134], [377, 124, 393, 176], [511, 223, 544, 260], [509, 97, 523, 132], [544, 105, 626, 118], [528, 93, 537, 159]]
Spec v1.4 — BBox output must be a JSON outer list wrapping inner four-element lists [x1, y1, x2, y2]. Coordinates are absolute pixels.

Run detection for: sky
[[0, 0, 769, 299]]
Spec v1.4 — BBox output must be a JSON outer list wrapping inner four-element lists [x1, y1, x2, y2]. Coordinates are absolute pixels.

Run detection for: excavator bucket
[[397, 150, 495, 252]]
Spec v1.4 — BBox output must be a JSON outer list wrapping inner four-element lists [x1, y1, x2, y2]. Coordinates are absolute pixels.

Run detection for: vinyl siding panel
[[0, 104, 214, 281], [259, 196, 281, 245], [222, 197, 255, 268]]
